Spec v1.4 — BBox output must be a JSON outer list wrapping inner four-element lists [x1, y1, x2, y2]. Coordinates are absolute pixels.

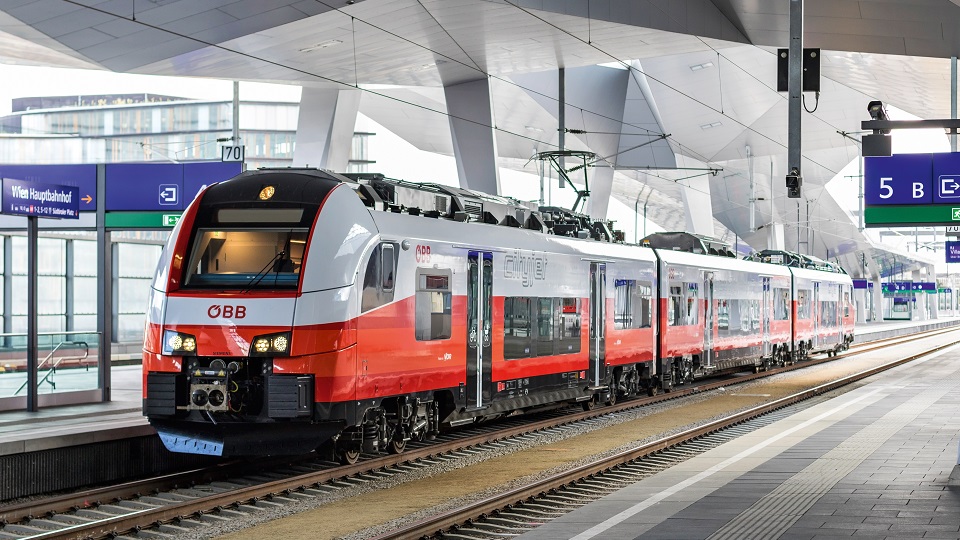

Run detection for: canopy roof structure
[[1, 0, 957, 279]]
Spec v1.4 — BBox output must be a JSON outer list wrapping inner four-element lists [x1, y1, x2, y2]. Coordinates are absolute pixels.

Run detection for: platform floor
[[518, 336, 960, 539], [0, 316, 957, 458]]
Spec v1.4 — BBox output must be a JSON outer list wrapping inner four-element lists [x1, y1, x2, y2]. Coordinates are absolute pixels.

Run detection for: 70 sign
[[221, 145, 245, 162]]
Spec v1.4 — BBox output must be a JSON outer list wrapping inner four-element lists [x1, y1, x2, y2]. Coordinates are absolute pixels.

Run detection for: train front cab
[[143, 170, 372, 457]]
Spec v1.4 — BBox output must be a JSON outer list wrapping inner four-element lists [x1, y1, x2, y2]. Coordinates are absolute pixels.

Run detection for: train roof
[[745, 249, 847, 274], [338, 171, 626, 244], [640, 232, 737, 257]]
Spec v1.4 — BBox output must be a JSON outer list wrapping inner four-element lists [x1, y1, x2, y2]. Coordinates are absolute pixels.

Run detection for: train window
[[614, 279, 652, 330], [821, 301, 837, 326], [774, 288, 790, 320], [797, 290, 812, 319], [415, 270, 451, 341], [537, 297, 554, 355], [718, 299, 735, 335], [504, 297, 532, 359], [361, 243, 397, 312], [685, 283, 699, 325], [559, 298, 582, 353], [184, 228, 307, 289], [381, 243, 396, 291], [843, 291, 851, 317], [668, 286, 683, 326], [749, 300, 760, 330]]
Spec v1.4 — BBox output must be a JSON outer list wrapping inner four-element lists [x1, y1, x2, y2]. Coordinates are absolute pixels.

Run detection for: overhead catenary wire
[[60, 0, 856, 243]]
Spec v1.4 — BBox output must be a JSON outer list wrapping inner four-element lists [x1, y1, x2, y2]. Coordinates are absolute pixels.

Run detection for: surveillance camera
[[867, 100, 890, 134], [867, 100, 888, 121]]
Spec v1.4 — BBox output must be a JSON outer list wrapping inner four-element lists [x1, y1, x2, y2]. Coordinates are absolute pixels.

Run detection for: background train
[[142, 168, 854, 462]]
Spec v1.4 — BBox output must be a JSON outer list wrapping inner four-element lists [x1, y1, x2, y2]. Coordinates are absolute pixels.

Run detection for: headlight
[[163, 330, 198, 355], [250, 331, 292, 356]]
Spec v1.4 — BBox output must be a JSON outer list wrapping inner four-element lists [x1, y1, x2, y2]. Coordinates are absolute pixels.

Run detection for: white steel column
[[680, 175, 715, 237], [293, 86, 361, 171], [444, 78, 501, 195]]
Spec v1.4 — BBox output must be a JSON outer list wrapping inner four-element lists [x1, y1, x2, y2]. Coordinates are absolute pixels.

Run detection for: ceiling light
[[700, 121, 722, 129], [689, 61, 714, 71], [525, 126, 544, 133], [413, 63, 436, 72], [299, 39, 343, 53]]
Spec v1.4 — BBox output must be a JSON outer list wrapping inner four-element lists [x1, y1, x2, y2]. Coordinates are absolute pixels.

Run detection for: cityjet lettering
[[503, 249, 547, 287]]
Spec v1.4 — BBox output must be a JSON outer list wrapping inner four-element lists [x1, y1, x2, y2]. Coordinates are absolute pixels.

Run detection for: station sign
[[1, 178, 79, 219], [105, 161, 241, 212], [863, 152, 960, 226], [881, 281, 914, 295], [0, 164, 96, 211], [852, 279, 873, 289], [947, 240, 960, 263]]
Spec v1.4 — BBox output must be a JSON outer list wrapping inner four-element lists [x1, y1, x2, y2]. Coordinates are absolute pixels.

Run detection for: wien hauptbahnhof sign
[[1, 178, 79, 219]]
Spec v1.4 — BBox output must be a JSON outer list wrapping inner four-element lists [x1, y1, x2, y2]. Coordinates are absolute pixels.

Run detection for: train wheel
[[647, 384, 660, 397], [387, 438, 406, 454], [338, 448, 361, 465], [605, 390, 617, 406], [581, 398, 595, 411]]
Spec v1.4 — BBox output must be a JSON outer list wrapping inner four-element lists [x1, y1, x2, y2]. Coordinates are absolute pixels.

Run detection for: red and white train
[[143, 169, 855, 461]]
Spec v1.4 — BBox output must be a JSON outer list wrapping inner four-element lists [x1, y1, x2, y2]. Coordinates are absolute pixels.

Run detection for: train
[[142, 168, 855, 462]]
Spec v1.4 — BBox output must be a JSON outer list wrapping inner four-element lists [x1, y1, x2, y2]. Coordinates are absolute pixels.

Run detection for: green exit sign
[[105, 212, 183, 229], [865, 205, 960, 227]]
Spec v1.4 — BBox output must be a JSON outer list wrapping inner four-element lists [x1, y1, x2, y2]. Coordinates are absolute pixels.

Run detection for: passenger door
[[466, 251, 493, 408], [589, 263, 606, 387], [762, 277, 771, 358], [703, 272, 714, 367], [812, 281, 820, 349]]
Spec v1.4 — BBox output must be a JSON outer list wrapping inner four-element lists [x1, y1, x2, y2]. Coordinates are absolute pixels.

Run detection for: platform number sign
[[221, 145, 245, 162]]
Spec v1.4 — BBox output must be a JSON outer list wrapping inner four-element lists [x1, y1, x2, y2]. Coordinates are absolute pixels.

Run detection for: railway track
[[2, 326, 956, 540], [372, 331, 960, 540]]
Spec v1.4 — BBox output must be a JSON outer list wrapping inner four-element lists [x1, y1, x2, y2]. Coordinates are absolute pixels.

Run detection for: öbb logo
[[208, 305, 246, 319], [415, 244, 431, 263]]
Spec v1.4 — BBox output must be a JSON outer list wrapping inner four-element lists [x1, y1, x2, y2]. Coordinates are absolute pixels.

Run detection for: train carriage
[[143, 168, 855, 460], [143, 168, 661, 460], [790, 266, 855, 358], [643, 234, 793, 389]]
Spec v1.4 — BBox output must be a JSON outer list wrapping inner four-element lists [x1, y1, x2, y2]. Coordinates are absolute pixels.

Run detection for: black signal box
[[777, 48, 821, 92]]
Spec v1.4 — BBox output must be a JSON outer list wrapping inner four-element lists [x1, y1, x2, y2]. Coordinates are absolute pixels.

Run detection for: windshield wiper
[[240, 251, 285, 293]]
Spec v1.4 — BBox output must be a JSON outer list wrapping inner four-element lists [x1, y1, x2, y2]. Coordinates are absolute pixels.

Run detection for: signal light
[[786, 168, 802, 199]]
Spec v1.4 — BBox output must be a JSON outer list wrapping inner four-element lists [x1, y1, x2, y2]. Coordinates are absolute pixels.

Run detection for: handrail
[[0, 330, 99, 339], [14, 340, 91, 395]]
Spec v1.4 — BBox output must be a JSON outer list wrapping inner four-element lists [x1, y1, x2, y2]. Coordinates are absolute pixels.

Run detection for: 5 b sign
[[865, 153, 931, 205], [866, 152, 960, 205]]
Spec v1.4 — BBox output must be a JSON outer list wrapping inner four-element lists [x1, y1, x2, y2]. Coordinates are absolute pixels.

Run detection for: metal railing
[[14, 340, 90, 395]]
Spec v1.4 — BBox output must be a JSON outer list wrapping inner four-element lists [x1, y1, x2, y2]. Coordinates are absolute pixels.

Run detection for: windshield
[[183, 228, 308, 289]]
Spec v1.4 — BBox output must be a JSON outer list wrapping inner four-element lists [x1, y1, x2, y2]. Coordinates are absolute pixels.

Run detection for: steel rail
[[369, 336, 960, 540], [6, 324, 957, 538]]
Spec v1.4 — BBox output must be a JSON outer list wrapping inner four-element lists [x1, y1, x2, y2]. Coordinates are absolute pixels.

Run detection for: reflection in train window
[[614, 279, 653, 329], [415, 271, 451, 341]]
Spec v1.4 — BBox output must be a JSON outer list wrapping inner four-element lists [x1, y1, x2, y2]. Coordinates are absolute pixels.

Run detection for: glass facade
[[0, 95, 374, 346]]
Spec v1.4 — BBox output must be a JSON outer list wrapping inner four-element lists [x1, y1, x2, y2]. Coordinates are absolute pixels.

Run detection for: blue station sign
[[1, 178, 80, 219], [947, 240, 960, 263], [0, 164, 96, 211], [105, 161, 241, 211]]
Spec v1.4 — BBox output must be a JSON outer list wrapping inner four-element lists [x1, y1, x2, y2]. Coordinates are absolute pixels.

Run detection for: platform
[[0, 316, 958, 499], [518, 333, 960, 539]]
